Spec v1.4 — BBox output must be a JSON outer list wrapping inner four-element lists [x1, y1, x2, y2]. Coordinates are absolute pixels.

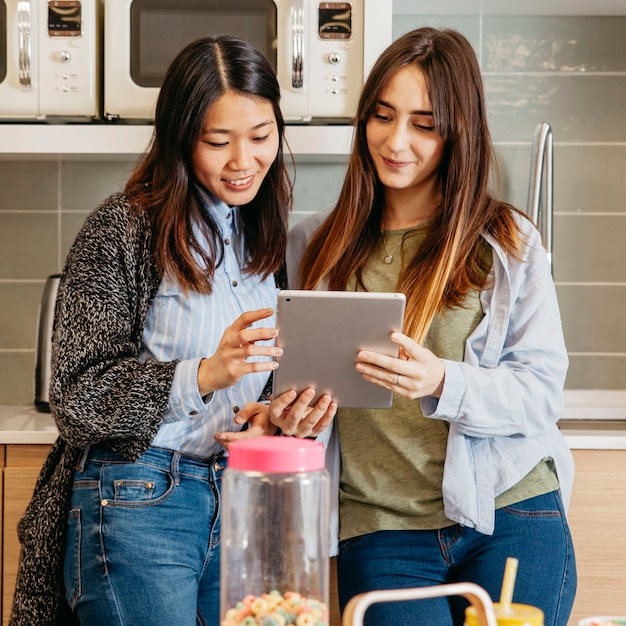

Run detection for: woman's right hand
[[269, 387, 337, 438], [197, 308, 282, 396]]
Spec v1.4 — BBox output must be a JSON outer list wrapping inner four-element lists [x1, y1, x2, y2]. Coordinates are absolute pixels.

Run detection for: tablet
[[272, 290, 406, 409]]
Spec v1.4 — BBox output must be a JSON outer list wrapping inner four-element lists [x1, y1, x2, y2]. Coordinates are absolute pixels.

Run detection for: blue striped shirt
[[139, 192, 278, 457]]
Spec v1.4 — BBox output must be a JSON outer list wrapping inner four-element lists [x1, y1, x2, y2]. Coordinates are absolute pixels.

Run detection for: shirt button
[[224, 238, 231, 245], [233, 406, 240, 413], [231, 280, 238, 287], [190, 410, 198, 416]]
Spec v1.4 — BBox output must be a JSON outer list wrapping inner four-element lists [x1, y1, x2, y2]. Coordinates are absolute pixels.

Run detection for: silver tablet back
[[273, 290, 406, 409]]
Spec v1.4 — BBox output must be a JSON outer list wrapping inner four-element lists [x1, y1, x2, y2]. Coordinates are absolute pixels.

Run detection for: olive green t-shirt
[[338, 223, 558, 541]]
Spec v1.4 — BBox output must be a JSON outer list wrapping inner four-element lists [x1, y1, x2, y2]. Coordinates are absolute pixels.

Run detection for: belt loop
[[212, 451, 226, 476], [171, 451, 181, 486], [76, 445, 92, 472]]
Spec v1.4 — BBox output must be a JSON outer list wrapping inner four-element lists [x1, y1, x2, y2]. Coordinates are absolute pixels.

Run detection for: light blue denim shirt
[[140, 191, 278, 457], [287, 210, 573, 551]]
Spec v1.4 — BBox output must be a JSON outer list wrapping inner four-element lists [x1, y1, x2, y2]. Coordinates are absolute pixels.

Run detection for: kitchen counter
[[2, 389, 626, 448], [0, 405, 58, 444], [558, 389, 626, 449]]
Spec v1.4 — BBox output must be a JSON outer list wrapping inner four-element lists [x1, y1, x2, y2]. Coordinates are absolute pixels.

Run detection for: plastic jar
[[465, 602, 544, 626], [220, 437, 330, 626]]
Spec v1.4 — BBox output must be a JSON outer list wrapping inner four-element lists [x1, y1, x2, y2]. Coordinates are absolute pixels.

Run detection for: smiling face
[[191, 90, 280, 206], [366, 65, 446, 208]]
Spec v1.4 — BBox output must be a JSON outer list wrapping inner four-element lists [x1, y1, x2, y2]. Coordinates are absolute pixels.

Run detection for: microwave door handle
[[17, 1, 33, 89], [291, 0, 303, 89]]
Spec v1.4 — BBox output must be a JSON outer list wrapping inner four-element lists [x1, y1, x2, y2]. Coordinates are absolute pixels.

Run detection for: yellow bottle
[[465, 602, 544, 626]]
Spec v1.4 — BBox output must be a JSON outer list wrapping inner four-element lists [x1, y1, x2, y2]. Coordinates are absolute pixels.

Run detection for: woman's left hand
[[214, 402, 277, 448], [356, 332, 446, 400]]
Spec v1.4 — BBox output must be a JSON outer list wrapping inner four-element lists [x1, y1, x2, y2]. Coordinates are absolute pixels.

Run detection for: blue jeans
[[64, 445, 225, 626], [337, 490, 576, 626]]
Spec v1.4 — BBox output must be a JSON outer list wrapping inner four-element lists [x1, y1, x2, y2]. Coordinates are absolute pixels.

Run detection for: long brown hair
[[299, 27, 526, 342], [125, 36, 292, 294]]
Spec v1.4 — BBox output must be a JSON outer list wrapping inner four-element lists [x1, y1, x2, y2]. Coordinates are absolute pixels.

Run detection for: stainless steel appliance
[[34, 274, 60, 412], [103, 0, 391, 122], [0, 0, 100, 120]]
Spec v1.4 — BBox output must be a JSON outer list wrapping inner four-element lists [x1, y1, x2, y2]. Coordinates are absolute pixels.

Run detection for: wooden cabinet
[[1, 444, 52, 626], [567, 449, 626, 625], [0, 447, 4, 623]]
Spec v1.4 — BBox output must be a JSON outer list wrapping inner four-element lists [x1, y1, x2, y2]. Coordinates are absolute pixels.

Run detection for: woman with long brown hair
[[276, 27, 576, 626]]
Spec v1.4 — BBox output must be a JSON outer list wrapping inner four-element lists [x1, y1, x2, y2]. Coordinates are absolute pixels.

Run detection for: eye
[[200, 131, 229, 147], [252, 134, 270, 143], [373, 113, 392, 123], [415, 124, 435, 132]]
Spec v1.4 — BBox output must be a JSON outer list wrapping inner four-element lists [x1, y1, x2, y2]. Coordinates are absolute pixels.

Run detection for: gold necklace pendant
[[382, 235, 402, 264], [380, 202, 441, 264]]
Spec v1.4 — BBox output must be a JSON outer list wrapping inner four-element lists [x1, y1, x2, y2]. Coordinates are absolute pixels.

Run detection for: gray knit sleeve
[[50, 195, 176, 460]]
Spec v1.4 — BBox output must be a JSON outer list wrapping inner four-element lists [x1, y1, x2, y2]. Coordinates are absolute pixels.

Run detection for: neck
[[382, 196, 441, 230]]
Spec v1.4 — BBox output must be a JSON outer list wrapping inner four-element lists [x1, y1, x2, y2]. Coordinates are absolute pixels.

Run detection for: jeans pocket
[[99, 461, 176, 509], [501, 490, 562, 520], [64, 507, 82, 610]]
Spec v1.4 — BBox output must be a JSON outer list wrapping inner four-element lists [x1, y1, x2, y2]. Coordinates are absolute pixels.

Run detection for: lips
[[223, 175, 254, 190], [382, 156, 410, 168]]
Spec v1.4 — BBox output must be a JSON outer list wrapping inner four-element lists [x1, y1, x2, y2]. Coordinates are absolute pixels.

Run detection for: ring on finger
[[396, 374, 401, 385]]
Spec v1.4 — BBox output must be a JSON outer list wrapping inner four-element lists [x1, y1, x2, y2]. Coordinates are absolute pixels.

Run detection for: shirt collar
[[194, 184, 240, 234]]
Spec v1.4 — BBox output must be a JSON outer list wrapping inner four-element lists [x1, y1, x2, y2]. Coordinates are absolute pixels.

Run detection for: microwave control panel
[[318, 2, 352, 40], [48, 0, 82, 37]]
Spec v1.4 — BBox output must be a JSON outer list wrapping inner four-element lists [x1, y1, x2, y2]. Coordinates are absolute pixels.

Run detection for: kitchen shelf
[[0, 124, 354, 160]]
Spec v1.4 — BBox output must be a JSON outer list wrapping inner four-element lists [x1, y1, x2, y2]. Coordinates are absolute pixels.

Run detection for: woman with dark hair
[[10, 36, 335, 626], [276, 27, 576, 626]]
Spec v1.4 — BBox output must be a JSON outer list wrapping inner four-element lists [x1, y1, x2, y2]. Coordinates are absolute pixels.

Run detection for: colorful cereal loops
[[221, 590, 329, 626]]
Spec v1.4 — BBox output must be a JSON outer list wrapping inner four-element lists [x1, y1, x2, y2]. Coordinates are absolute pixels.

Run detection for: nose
[[228, 141, 252, 171], [385, 121, 409, 153]]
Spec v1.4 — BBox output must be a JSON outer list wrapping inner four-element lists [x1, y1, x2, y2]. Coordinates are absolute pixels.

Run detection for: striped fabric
[[142, 193, 278, 457]]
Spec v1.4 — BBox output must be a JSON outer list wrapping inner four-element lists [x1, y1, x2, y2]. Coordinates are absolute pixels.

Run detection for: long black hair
[[126, 35, 292, 293]]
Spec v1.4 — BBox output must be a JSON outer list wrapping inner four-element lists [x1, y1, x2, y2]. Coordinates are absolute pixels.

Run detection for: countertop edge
[[2, 400, 626, 448], [0, 406, 59, 445], [562, 432, 626, 450]]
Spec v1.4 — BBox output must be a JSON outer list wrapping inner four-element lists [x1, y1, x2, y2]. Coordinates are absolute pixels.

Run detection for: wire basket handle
[[342, 581, 498, 626]]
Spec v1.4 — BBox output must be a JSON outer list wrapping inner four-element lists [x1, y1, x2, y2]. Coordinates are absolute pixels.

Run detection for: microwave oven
[[103, 0, 392, 123], [0, 0, 100, 120]]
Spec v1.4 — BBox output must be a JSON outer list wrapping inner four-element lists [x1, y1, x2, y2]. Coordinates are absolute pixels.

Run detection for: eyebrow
[[205, 120, 275, 134], [378, 99, 433, 116]]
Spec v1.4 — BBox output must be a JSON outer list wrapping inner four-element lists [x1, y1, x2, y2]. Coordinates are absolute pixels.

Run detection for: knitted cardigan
[[10, 193, 281, 625], [10, 193, 175, 625]]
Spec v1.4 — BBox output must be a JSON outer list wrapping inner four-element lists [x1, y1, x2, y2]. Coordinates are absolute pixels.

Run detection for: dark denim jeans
[[337, 490, 576, 626], [64, 446, 224, 626]]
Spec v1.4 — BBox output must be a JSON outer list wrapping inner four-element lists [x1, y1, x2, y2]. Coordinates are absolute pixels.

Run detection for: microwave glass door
[[0, 1, 6, 83], [129, 0, 277, 88]]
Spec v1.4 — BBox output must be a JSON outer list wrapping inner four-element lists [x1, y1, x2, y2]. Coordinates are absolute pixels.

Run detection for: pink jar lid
[[227, 437, 325, 473]]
